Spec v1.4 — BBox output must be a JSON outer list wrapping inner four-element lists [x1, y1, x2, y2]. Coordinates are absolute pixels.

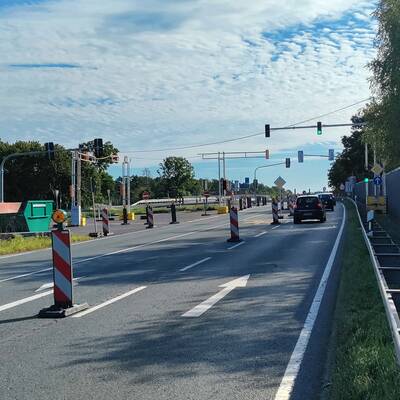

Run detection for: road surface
[[0, 204, 345, 400]]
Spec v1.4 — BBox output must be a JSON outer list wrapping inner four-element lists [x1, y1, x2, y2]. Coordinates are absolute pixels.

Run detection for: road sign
[[340, 183, 345, 191], [274, 176, 286, 188], [142, 191, 150, 200], [298, 150, 304, 163], [371, 163, 383, 175], [367, 210, 375, 222], [373, 176, 383, 185], [203, 191, 210, 198], [265, 149, 270, 159], [328, 149, 334, 161]]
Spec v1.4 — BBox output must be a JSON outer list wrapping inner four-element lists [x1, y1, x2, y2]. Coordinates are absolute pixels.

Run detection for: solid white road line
[[0, 290, 53, 313], [72, 286, 147, 318], [227, 241, 245, 250], [179, 257, 212, 272], [271, 225, 281, 230], [0, 267, 52, 284], [254, 231, 267, 238], [274, 204, 346, 400], [0, 211, 268, 284], [35, 276, 83, 292], [182, 275, 250, 317]]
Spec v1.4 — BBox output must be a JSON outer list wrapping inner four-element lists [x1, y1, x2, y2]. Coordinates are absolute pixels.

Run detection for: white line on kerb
[[180, 257, 212, 272], [274, 204, 346, 400], [227, 241, 245, 250], [72, 286, 147, 318], [254, 231, 267, 238], [0, 290, 53, 313]]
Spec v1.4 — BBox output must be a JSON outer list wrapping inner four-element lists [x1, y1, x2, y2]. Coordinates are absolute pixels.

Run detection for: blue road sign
[[373, 176, 383, 185]]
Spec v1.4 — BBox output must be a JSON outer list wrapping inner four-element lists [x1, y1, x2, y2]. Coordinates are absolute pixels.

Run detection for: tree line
[[329, 0, 400, 190], [0, 140, 282, 208]]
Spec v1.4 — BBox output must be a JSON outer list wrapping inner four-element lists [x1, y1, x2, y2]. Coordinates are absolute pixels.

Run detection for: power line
[[123, 97, 371, 154]]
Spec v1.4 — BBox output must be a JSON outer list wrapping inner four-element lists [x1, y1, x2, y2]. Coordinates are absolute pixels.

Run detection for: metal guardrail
[[351, 198, 400, 364]]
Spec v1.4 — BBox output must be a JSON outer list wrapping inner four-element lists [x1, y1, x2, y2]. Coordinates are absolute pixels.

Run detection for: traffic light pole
[[253, 162, 286, 200], [0, 150, 50, 202]]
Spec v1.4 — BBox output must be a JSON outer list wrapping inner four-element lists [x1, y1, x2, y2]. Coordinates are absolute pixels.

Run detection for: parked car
[[317, 193, 335, 211], [294, 195, 326, 224]]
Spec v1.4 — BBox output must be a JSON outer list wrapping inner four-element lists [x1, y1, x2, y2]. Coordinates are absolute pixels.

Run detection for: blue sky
[[0, 0, 377, 191]]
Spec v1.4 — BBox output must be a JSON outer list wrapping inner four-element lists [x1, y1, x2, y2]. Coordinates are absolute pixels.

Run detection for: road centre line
[[274, 204, 346, 400], [0, 211, 230, 261], [227, 241, 245, 250], [0, 267, 52, 284], [271, 225, 281, 230], [72, 286, 147, 318], [0, 211, 268, 284], [180, 257, 212, 272], [254, 231, 267, 238], [0, 290, 53, 313]]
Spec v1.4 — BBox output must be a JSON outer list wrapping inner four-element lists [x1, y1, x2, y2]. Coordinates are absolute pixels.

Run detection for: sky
[[0, 0, 377, 192]]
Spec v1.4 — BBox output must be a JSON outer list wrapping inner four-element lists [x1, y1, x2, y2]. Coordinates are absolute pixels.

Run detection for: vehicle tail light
[[317, 202, 322, 209]]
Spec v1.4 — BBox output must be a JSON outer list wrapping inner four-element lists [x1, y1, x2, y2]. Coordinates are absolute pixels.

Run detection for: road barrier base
[[271, 220, 280, 225], [38, 303, 89, 318], [227, 237, 242, 243], [89, 232, 103, 238], [169, 221, 180, 224]]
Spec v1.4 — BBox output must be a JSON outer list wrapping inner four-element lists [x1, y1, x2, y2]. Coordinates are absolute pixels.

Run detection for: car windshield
[[319, 194, 331, 200], [297, 197, 319, 207]]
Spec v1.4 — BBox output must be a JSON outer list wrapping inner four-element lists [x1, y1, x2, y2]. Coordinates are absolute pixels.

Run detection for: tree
[[328, 115, 373, 190], [158, 157, 195, 199], [364, 0, 400, 169]]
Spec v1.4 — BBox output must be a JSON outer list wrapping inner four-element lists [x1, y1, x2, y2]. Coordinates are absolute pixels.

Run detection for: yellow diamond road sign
[[274, 176, 286, 188], [371, 164, 383, 175]]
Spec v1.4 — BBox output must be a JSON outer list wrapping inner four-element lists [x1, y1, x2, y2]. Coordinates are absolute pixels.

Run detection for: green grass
[[0, 234, 91, 256], [327, 201, 400, 399]]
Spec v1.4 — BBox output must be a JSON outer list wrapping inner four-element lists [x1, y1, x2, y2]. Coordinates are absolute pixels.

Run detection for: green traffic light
[[317, 121, 322, 135], [364, 178, 369, 183]]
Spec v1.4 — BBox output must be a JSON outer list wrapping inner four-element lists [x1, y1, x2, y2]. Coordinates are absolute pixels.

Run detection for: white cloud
[[0, 0, 377, 168]]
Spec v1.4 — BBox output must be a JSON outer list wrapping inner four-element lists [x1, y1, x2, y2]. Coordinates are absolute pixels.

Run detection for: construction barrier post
[[271, 198, 280, 225], [102, 208, 110, 236], [256, 197, 260, 207], [144, 204, 149, 225], [247, 197, 252, 208], [239, 198, 243, 211], [39, 210, 88, 318], [170, 203, 179, 224], [146, 205, 154, 229], [227, 207, 241, 242], [122, 206, 129, 225]]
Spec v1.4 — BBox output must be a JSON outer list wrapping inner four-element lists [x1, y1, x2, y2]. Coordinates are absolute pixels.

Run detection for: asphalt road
[[0, 204, 345, 400]]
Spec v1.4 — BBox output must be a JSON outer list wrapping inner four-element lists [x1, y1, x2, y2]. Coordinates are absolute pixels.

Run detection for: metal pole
[[76, 152, 81, 208], [71, 151, 76, 207], [373, 148, 377, 197], [0, 161, 4, 202], [365, 143, 368, 170], [127, 158, 131, 213], [218, 152, 221, 205]]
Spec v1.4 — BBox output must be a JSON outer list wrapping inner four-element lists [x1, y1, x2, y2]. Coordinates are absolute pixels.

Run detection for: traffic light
[[222, 179, 227, 191], [253, 179, 258, 189], [44, 142, 55, 160], [298, 150, 304, 163], [93, 138, 103, 158], [364, 177, 369, 183], [111, 154, 119, 163], [285, 157, 291, 168], [328, 149, 334, 161], [317, 121, 322, 135], [265, 124, 270, 138], [265, 149, 270, 159]]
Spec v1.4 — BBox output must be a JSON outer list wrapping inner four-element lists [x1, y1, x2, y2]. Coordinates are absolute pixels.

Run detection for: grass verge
[[0, 234, 91, 256], [325, 200, 400, 399]]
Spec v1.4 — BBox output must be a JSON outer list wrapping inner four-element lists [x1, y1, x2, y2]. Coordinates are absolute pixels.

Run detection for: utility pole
[[218, 152, 221, 205]]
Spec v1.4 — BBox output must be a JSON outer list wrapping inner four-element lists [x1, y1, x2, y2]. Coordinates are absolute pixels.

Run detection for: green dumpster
[[0, 200, 54, 233]]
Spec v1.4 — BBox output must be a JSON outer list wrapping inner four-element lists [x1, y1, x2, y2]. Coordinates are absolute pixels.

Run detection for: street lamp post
[[253, 162, 286, 201]]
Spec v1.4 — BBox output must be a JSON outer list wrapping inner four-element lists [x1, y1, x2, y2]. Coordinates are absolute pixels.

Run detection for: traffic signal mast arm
[[200, 151, 268, 159], [266, 122, 367, 132]]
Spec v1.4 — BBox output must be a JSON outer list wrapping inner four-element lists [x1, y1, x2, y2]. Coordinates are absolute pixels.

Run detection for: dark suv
[[317, 193, 335, 211], [294, 195, 326, 224]]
